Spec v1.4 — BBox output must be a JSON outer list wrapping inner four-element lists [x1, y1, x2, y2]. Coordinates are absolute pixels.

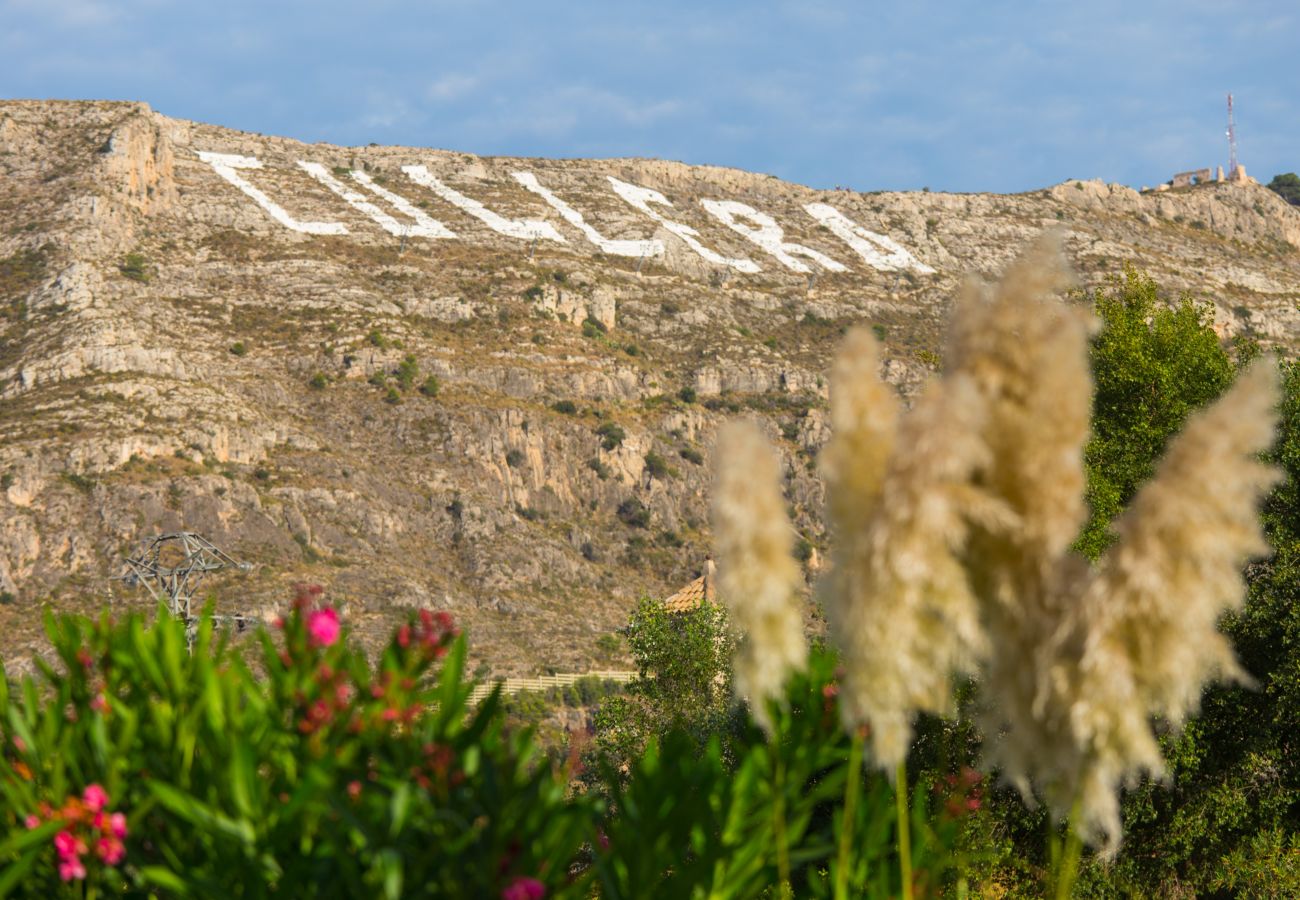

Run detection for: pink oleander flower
[[54, 830, 81, 859], [501, 876, 546, 900], [24, 815, 39, 830], [108, 812, 128, 840], [82, 784, 108, 813], [307, 608, 341, 647], [96, 836, 125, 865], [58, 856, 86, 882]]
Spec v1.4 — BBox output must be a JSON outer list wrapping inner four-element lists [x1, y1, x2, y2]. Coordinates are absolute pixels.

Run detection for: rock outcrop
[[1, 99, 1298, 675]]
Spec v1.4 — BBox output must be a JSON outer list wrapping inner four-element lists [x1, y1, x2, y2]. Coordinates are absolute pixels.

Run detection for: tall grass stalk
[[834, 731, 865, 900], [1054, 800, 1084, 900], [896, 761, 913, 900], [774, 754, 792, 900]]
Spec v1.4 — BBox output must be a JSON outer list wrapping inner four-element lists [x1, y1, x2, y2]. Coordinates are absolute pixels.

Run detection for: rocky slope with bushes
[[1, 99, 1298, 675]]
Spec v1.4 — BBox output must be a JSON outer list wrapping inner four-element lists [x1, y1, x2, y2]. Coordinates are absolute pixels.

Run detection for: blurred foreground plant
[[0, 588, 594, 898], [712, 234, 1280, 897]]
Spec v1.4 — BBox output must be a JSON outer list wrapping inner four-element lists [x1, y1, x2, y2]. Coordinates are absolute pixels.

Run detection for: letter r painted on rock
[[607, 177, 760, 273], [196, 151, 348, 235]]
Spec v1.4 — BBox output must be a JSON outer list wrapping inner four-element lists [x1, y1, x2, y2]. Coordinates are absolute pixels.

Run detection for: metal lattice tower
[[1226, 93, 1239, 175], [114, 533, 256, 645]]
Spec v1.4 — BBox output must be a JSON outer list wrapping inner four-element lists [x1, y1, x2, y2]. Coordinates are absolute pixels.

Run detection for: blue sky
[[2, 0, 1296, 193]]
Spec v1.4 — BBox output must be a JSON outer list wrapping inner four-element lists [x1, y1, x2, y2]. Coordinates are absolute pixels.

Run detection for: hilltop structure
[[1148, 93, 1257, 192]]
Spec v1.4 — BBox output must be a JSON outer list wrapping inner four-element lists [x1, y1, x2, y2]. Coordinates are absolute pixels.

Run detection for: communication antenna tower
[[114, 532, 256, 649], [1226, 93, 1239, 174]]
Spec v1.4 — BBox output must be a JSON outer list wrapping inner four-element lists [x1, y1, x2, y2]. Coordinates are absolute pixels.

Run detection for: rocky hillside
[[2, 99, 1298, 675]]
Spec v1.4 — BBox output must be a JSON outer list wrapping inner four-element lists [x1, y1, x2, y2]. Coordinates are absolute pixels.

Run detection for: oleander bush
[[0, 588, 593, 898]]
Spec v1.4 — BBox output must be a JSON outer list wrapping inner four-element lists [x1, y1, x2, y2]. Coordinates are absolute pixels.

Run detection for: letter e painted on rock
[[512, 172, 662, 258], [607, 177, 759, 273], [701, 199, 846, 274], [196, 152, 347, 235], [804, 203, 934, 274], [402, 166, 563, 242]]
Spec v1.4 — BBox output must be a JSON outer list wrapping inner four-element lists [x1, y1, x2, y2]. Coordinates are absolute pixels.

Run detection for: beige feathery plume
[[1059, 359, 1281, 849], [947, 232, 1091, 564], [826, 374, 1003, 770], [820, 327, 900, 538], [941, 235, 1103, 828], [712, 419, 807, 733]]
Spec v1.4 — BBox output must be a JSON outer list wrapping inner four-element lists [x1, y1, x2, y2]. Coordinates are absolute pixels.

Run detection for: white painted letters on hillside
[[512, 172, 663, 259], [402, 166, 564, 243], [701, 200, 847, 274], [804, 203, 934, 274], [607, 177, 760, 273], [297, 163, 455, 238], [196, 151, 939, 279], [197, 152, 348, 235]]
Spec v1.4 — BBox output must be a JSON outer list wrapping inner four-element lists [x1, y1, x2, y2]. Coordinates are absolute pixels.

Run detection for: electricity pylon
[[115, 532, 256, 648]]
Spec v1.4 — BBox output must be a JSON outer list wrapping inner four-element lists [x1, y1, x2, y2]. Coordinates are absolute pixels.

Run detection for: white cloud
[[4, 0, 120, 27], [427, 73, 479, 101]]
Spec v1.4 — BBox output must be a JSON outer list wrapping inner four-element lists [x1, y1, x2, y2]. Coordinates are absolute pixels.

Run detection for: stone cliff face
[[1, 99, 1298, 674]]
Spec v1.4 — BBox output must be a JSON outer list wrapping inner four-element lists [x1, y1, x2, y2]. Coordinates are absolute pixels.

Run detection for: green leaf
[[137, 865, 192, 893], [389, 782, 411, 837], [378, 848, 404, 900], [148, 781, 256, 846]]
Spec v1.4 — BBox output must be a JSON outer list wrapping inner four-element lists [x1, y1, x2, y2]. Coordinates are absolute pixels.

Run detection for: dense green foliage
[[0, 592, 593, 897], [1045, 265, 1300, 895], [0, 593, 983, 898], [1074, 265, 1234, 558], [1087, 359, 1300, 897], [1267, 172, 1300, 206], [594, 650, 971, 899]]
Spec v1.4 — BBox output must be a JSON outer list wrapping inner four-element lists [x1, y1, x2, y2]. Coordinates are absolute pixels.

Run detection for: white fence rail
[[468, 670, 637, 704]]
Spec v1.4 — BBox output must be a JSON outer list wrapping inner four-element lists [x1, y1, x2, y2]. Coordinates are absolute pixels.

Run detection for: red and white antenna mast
[[1226, 93, 1239, 174]]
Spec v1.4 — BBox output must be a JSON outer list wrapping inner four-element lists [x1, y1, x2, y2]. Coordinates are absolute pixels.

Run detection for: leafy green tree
[[590, 596, 740, 774], [1266, 172, 1300, 206], [1074, 265, 1234, 558], [1031, 265, 1300, 895]]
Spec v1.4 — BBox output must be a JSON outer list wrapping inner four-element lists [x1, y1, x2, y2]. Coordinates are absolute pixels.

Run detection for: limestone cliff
[[1, 99, 1298, 674]]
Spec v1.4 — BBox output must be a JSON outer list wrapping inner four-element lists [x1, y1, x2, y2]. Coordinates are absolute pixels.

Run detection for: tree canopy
[[1266, 172, 1300, 206], [1074, 264, 1235, 558]]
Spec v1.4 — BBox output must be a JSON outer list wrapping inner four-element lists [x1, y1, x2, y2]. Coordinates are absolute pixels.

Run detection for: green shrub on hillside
[[118, 253, 150, 283], [595, 422, 625, 450]]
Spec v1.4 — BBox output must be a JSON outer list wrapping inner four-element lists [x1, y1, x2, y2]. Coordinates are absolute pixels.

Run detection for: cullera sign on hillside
[[196, 151, 935, 277]]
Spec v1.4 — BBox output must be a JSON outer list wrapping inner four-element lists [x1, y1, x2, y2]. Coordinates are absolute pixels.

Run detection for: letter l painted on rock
[[402, 165, 564, 242], [196, 152, 347, 235]]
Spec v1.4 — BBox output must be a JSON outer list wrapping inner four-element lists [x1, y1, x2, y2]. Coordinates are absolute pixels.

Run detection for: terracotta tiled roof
[[661, 560, 716, 613]]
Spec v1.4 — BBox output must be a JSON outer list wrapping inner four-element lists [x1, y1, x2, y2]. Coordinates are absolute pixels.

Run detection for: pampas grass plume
[[713, 420, 807, 733]]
